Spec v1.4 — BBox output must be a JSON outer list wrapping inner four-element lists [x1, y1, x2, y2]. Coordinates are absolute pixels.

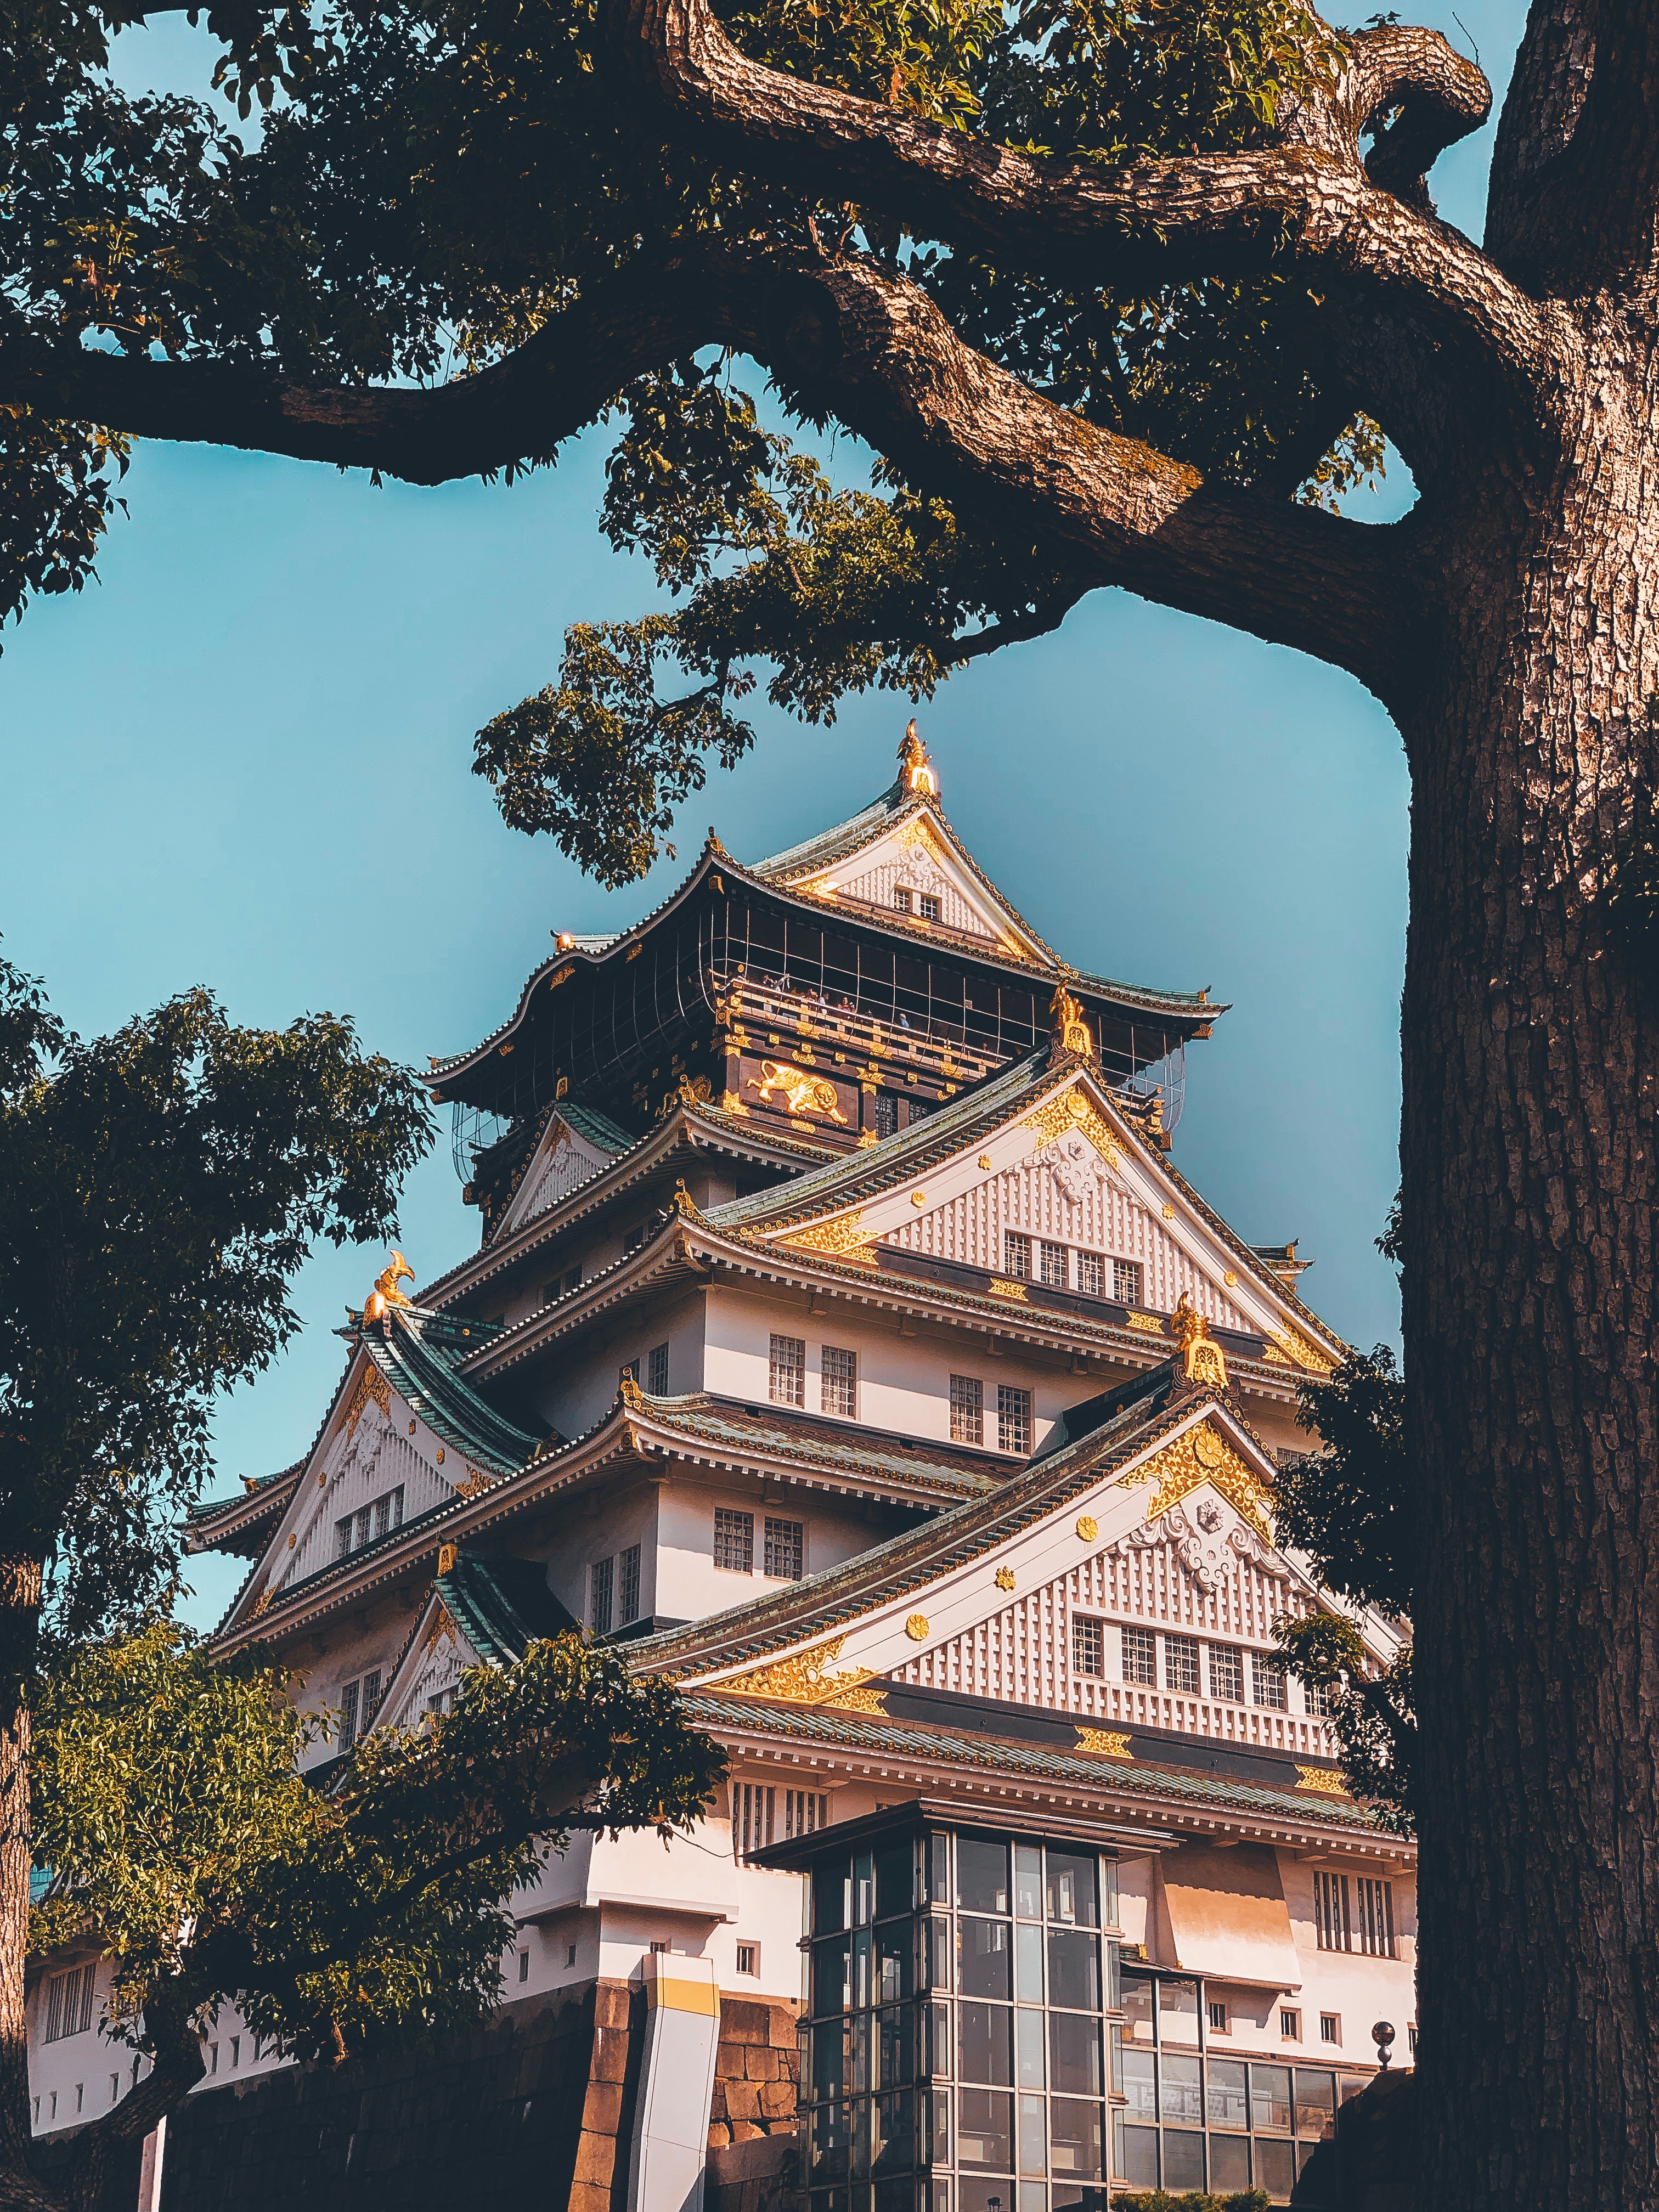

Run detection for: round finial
[[1372, 2019, 1395, 2068]]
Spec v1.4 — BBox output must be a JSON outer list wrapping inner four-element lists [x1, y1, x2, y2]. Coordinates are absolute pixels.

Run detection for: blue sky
[[1, 1, 1521, 1628]]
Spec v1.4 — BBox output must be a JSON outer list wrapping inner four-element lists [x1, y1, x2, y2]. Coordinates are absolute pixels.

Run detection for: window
[[714, 1508, 754, 1573], [518, 1951, 530, 1984], [1210, 1643, 1244, 1703], [997, 1384, 1031, 1454], [1320, 2015, 1340, 2045], [1209, 2001, 1229, 2034], [733, 1781, 776, 1860], [207, 2047, 218, 2077], [1113, 1257, 1143, 1306], [917, 894, 940, 923], [335, 1485, 402, 1561], [650, 1941, 668, 1956], [43, 1965, 95, 2044], [1071, 1615, 1104, 1678], [230, 2037, 241, 2069], [769, 1332, 806, 1407], [893, 888, 913, 913], [786, 1788, 828, 1838], [1281, 2010, 1301, 2041], [1305, 1676, 1334, 1717], [1354, 1877, 1397, 1959], [821, 1344, 857, 1418], [1165, 1634, 1200, 1695], [338, 1678, 360, 1753], [1076, 1251, 1103, 1297], [1252, 1654, 1288, 1710], [764, 1516, 804, 1580], [1039, 1241, 1068, 1289], [426, 1686, 458, 1718], [647, 1341, 670, 1395], [736, 1944, 759, 1976], [624, 1222, 650, 1252], [590, 1555, 614, 1635], [950, 1373, 984, 1445], [567, 1944, 578, 1968], [361, 1670, 381, 1728], [354, 1505, 371, 1549], [1003, 1231, 1031, 1278], [1122, 1624, 1156, 1686], [875, 1094, 899, 1138], [618, 1544, 641, 1626], [1314, 1871, 1393, 1956]]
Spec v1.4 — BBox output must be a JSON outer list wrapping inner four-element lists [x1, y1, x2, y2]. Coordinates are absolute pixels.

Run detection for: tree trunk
[[0, 1557, 55, 2212], [1402, 342, 1659, 2207]]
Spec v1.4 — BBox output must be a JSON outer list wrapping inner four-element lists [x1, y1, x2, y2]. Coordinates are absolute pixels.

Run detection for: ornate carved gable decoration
[[340, 1360, 392, 1444], [1023, 1087, 1120, 1170], [716, 1633, 887, 1712], [1113, 1494, 1273, 1593], [1116, 1419, 1274, 1545], [780, 1209, 876, 1267]]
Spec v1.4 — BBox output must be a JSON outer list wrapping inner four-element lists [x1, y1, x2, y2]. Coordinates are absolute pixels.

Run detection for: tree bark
[[0, 1557, 55, 2212], [1401, 334, 1659, 2208]]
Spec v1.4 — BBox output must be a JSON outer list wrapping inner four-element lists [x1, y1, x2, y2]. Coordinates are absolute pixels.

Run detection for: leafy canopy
[[5, 0, 1379, 881], [32, 1621, 728, 2064], [0, 955, 432, 1666]]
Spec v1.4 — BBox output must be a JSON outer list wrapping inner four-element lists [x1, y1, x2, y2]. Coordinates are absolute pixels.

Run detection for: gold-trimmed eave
[[418, 1104, 834, 1317], [697, 1697, 1415, 1865]]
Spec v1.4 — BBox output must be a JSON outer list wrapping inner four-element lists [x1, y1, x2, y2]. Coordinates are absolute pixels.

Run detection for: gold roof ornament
[[1171, 1293, 1228, 1392], [362, 1251, 415, 1327], [898, 720, 938, 798], [1048, 983, 1093, 1059]]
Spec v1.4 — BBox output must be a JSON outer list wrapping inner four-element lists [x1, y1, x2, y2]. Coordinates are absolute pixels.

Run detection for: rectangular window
[[1003, 1232, 1031, 1279], [338, 1678, 360, 1754], [361, 1671, 381, 1727], [1039, 1242, 1068, 1289], [876, 1094, 899, 1138], [1305, 1675, 1333, 1717], [785, 1788, 828, 1838], [1165, 1633, 1200, 1694], [624, 1222, 650, 1253], [732, 1781, 776, 1861], [917, 894, 940, 923], [647, 1341, 670, 1395], [354, 1505, 372, 1549], [518, 1951, 530, 1984], [996, 1385, 1032, 1455], [1252, 1654, 1288, 1710], [563, 1265, 583, 1294], [1209, 2001, 1229, 2034], [736, 1944, 759, 1976], [1355, 1877, 1397, 1959], [1076, 1251, 1103, 1297], [821, 1345, 857, 1418], [374, 1493, 392, 1541], [714, 1508, 754, 1573], [335, 1516, 352, 1561], [43, 1965, 94, 2044], [769, 1333, 806, 1408], [950, 1374, 984, 1445], [1314, 1871, 1351, 1953], [1209, 1643, 1244, 1702], [618, 1544, 641, 1626], [1113, 1257, 1143, 1306], [764, 1516, 805, 1580], [1281, 2010, 1301, 2041], [1121, 1624, 1156, 1686], [894, 888, 913, 913], [1071, 1616, 1104, 1678], [590, 1555, 614, 1635], [1321, 2014, 1340, 2044]]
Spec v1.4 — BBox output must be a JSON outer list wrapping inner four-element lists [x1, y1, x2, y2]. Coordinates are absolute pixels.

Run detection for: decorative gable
[[787, 809, 1043, 962], [496, 1110, 620, 1239], [379, 1601, 475, 1729]]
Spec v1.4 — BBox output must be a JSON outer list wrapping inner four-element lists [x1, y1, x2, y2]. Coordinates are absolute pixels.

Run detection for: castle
[[27, 731, 1412, 2210]]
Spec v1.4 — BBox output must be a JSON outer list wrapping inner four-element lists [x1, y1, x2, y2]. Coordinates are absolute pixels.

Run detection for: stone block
[[759, 2082, 797, 2120], [724, 2083, 763, 2124], [743, 2047, 780, 2081], [716, 2046, 747, 2082], [591, 2027, 632, 2083], [581, 2079, 626, 2137], [708, 2123, 732, 2151], [594, 1982, 633, 2032], [731, 2123, 765, 2143], [768, 2005, 802, 2050], [572, 2129, 618, 2190], [569, 2182, 613, 2212], [721, 2000, 770, 2045]]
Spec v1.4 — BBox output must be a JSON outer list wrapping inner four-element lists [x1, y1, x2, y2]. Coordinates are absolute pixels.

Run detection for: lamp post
[[1372, 2020, 1396, 2070]]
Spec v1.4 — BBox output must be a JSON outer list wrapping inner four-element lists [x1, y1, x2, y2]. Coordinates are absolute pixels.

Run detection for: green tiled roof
[[685, 1691, 1383, 1833], [360, 1304, 539, 1477], [635, 1393, 1001, 1504], [557, 1099, 635, 1155], [436, 1554, 579, 1664]]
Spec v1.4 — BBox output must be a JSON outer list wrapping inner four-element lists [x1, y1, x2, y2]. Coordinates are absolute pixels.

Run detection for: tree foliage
[[0, 957, 433, 1671], [31, 1622, 726, 2069]]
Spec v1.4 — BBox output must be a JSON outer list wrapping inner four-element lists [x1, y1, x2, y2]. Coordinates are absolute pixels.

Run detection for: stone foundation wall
[[155, 1978, 642, 2212], [707, 1995, 803, 2212]]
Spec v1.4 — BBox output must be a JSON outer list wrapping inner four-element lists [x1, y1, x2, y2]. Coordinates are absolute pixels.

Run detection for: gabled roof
[[436, 1554, 579, 1664], [622, 1392, 1001, 1505], [187, 1454, 308, 1555], [354, 1303, 540, 1477]]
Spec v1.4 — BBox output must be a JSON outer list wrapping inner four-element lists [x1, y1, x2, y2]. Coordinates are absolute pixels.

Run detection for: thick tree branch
[[1487, 0, 1659, 296], [1330, 25, 1493, 211], [612, 0, 1552, 417]]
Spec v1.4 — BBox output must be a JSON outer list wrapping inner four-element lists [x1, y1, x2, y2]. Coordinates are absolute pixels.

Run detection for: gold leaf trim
[[994, 1566, 1015, 1592], [1295, 1765, 1348, 1797], [1119, 1421, 1273, 1543], [1125, 1312, 1165, 1336], [905, 1614, 930, 1642], [989, 1279, 1029, 1302], [721, 1634, 877, 1705], [821, 1681, 890, 1714], [1266, 1328, 1336, 1376], [1077, 1729, 1133, 1760], [780, 1210, 868, 1257], [340, 1361, 392, 1443], [1076, 1515, 1098, 1543], [1023, 1087, 1120, 1166]]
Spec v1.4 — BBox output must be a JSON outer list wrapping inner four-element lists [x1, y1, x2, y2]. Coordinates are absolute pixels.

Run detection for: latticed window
[[1003, 1231, 1031, 1278], [590, 1555, 614, 1635], [732, 1781, 775, 1861], [1039, 1241, 1068, 1288], [1355, 1878, 1396, 1957], [1210, 1643, 1244, 1702], [764, 1516, 804, 1579], [1305, 1676, 1333, 1717], [1165, 1633, 1200, 1694], [43, 1964, 95, 2044], [786, 1789, 828, 1838], [338, 1678, 360, 1752], [1113, 1257, 1143, 1305], [618, 1544, 641, 1626], [1122, 1624, 1156, 1686], [714, 1508, 754, 1572], [917, 894, 940, 922], [1071, 1615, 1104, 1677], [1076, 1251, 1104, 1297], [1252, 1654, 1288, 1709], [769, 1333, 806, 1407], [647, 1341, 669, 1394], [821, 1345, 856, 1418], [361, 1670, 381, 1728], [875, 1094, 899, 1138], [950, 1373, 984, 1444], [1315, 1871, 1395, 1957], [893, 888, 912, 913], [997, 1384, 1032, 1454]]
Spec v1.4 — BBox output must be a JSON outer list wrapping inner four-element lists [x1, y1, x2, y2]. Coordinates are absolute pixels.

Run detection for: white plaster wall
[[653, 1477, 882, 1626], [529, 1290, 708, 1442], [546, 1482, 664, 1630]]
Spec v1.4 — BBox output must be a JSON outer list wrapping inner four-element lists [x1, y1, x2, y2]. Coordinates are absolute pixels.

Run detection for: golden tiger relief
[[747, 1059, 850, 1124]]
